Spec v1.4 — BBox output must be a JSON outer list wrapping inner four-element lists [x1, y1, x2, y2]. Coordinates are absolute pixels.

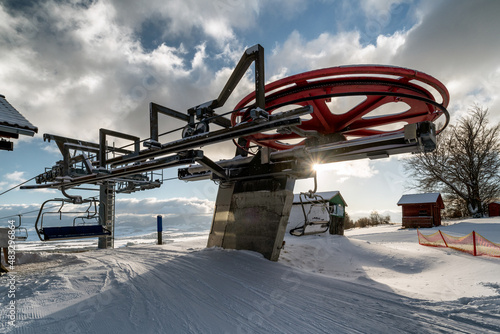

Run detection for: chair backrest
[[14, 228, 28, 241], [35, 198, 104, 241], [41, 225, 110, 241]]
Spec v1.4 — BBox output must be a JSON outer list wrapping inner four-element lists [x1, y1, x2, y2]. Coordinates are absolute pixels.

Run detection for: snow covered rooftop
[[293, 191, 346, 205], [0, 94, 38, 137], [397, 193, 442, 205]]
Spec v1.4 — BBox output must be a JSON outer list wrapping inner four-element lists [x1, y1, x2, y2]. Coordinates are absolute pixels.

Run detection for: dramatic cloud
[[268, 29, 407, 75], [109, 0, 260, 45], [393, 0, 500, 120], [0, 1, 253, 151], [268, 0, 500, 123], [4, 0, 497, 150]]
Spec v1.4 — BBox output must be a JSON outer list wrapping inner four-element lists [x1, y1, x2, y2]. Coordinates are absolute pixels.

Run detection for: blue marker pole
[[157, 215, 163, 245]]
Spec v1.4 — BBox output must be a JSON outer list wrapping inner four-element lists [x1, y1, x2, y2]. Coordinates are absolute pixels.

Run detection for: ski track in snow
[[1, 220, 500, 333]]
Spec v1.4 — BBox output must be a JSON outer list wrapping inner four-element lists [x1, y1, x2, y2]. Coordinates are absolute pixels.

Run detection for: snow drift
[[1, 218, 499, 333]]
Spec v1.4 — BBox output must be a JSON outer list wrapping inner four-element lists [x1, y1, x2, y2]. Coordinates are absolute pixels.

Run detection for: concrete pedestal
[[207, 177, 295, 261]]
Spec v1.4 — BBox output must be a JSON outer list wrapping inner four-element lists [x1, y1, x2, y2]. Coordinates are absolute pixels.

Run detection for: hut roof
[[0, 94, 38, 138], [293, 191, 347, 206], [397, 193, 444, 208]]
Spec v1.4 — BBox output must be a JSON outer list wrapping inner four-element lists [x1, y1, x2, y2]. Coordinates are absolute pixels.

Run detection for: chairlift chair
[[290, 192, 333, 236], [35, 198, 111, 241], [14, 215, 28, 241]]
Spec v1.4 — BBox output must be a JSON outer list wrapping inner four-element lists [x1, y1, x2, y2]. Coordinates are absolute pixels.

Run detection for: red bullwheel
[[231, 65, 449, 151]]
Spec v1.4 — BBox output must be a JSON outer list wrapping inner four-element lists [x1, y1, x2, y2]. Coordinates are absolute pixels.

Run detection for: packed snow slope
[[1, 218, 500, 333]]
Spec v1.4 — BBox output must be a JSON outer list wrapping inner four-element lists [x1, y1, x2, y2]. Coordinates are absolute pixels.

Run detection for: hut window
[[419, 210, 428, 216]]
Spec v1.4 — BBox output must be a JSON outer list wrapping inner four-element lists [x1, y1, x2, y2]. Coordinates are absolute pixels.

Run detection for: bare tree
[[404, 105, 500, 217]]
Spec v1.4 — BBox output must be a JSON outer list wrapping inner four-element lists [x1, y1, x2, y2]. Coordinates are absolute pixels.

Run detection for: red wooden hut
[[489, 202, 500, 217], [397, 193, 444, 228]]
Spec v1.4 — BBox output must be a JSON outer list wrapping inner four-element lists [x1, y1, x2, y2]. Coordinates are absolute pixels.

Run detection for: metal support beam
[[272, 121, 437, 163], [62, 143, 100, 176], [195, 155, 228, 181], [178, 122, 436, 182], [192, 44, 265, 112], [99, 128, 140, 168], [107, 106, 310, 167], [179, 44, 265, 136], [98, 181, 115, 249], [149, 102, 189, 144], [22, 150, 204, 190], [44, 133, 133, 156]]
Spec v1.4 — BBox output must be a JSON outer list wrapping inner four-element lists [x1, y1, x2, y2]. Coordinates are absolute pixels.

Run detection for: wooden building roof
[[293, 191, 347, 206], [397, 193, 444, 208], [0, 94, 38, 138]]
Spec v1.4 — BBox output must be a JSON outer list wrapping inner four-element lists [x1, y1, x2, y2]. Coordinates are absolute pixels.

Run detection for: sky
[[1, 0, 500, 228]]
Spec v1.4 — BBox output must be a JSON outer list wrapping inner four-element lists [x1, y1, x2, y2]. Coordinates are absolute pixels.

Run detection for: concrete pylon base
[[207, 177, 296, 261]]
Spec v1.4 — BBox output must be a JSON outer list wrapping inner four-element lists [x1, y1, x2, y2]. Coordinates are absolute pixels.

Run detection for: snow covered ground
[[1, 218, 500, 333]]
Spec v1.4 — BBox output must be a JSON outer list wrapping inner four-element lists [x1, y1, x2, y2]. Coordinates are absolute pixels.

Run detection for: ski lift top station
[[21, 44, 450, 261]]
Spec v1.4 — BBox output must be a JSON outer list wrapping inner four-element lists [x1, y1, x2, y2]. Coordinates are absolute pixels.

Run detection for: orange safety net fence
[[418, 229, 500, 257]]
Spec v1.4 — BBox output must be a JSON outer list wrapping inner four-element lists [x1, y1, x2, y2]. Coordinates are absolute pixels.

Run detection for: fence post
[[439, 230, 448, 248], [472, 231, 477, 256], [157, 215, 163, 245]]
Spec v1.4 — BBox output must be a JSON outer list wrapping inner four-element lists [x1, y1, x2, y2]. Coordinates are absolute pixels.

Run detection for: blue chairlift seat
[[40, 225, 111, 241], [35, 198, 111, 241]]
